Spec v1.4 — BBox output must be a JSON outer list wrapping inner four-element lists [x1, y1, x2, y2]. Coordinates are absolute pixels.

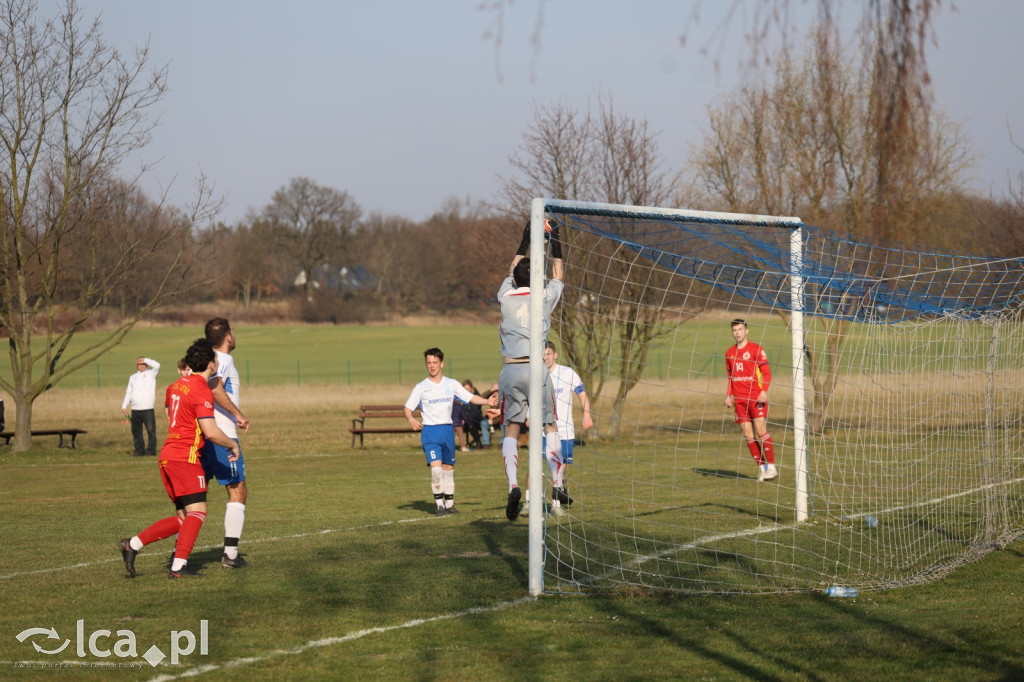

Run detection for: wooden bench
[[350, 405, 419, 447], [0, 429, 88, 449]]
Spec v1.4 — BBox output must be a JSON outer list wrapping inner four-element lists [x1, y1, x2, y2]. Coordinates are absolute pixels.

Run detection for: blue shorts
[[561, 439, 574, 465], [201, 438, 245, 485], [421, 424, 456, 467]]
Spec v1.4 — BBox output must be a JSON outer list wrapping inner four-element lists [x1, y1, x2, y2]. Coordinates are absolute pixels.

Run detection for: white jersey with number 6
[[405, 376, 473, 426]]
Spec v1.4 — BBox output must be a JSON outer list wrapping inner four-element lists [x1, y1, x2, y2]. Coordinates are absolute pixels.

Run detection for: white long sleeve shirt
[[122, 358, 161, 411]]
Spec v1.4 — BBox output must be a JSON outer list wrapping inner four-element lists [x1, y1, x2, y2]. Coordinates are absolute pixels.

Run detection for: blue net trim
[[550, 209, 1024, 323]]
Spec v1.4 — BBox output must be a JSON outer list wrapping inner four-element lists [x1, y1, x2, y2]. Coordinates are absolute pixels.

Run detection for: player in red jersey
[[118, 338, 240, 579], [724, 319, 777, 481]]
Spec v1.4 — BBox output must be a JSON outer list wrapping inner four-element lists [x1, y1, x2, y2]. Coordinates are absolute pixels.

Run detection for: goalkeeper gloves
[[516, 219, 563, 259]]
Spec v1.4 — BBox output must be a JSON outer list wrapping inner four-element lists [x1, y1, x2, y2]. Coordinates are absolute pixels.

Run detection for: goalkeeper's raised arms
[[516, 219, 563, 259]]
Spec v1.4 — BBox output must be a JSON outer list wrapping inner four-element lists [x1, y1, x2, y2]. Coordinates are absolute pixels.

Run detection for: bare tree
[[257, 177, 362, 301], [223, 222, 284, 310], [487, 0, 945, 238], [502, 101, 593, 211], [0, 0, 220, 450]]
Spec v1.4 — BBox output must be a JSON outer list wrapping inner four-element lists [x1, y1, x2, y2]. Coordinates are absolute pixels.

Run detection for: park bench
[[350, 405, 418, 448], [0, 428, 88, 449]]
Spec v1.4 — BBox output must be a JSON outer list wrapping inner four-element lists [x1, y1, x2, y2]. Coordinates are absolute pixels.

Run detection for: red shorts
[[734, 398, 768, 424], [158, 459, 208, 502]]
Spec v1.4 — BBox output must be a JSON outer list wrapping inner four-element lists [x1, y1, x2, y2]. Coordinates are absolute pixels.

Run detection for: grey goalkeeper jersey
[[497, 276, 564, 358]]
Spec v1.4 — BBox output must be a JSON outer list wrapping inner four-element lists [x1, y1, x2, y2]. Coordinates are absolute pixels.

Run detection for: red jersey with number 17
[[725, 341, 771, 400], [160, 373, 216, 464]]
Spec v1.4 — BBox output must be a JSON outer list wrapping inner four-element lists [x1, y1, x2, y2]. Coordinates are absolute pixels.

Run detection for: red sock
[[173, 511, 207, 561], [746, 439, 763, 465], [761, 433, 775, 465], [137, 516, 183, 547]]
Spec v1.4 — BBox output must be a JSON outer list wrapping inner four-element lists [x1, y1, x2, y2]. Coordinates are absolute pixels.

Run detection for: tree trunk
[[12, 389, 33, 451]]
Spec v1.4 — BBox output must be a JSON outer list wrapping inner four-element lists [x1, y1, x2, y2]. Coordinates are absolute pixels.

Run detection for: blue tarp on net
[[547, 206, 1024, 323]]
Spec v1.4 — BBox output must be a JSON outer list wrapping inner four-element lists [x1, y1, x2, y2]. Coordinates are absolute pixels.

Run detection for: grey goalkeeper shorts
[[498, 363, 555, 426]]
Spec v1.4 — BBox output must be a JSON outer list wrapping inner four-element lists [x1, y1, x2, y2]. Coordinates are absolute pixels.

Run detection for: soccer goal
[[524, 197, 1024, 596]]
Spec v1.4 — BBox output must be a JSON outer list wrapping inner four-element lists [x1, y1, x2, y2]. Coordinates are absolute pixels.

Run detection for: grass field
[[1, 323, 1023, 679]]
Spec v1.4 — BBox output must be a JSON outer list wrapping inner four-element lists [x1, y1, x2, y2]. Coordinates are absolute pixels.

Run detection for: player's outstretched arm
[[551, 258, 564, 281], [471, 393, 499, 409]]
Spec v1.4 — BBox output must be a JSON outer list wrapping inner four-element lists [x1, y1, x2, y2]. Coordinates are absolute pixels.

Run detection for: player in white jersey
[[497, 219, 565, 521], [543, 341, 592, 501], [405, 348, 498, 517], [200, 317, 251, 568]]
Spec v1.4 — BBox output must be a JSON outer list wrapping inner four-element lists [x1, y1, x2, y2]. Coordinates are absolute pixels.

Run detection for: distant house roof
[[293, 264, 375, 292]]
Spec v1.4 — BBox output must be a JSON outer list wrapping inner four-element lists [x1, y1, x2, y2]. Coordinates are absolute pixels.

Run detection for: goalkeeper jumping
[[496, 218, 568, 521]]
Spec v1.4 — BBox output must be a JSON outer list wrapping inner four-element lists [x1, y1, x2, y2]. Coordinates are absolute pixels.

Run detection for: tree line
[[3, 0, 1023, 447]]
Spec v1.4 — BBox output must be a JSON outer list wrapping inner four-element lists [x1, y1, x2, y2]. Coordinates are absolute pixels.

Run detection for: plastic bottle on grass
[[825, 586, 859, 598]]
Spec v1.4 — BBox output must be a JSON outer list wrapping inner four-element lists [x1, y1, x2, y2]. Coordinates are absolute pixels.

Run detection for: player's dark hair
[[513, 258, 531, 288], [184, 338, 217, 373], [544, 340, 556, 352], [731, 319, 747, 328], [205, 317, 232, 347], [424, 347, 444, 362]]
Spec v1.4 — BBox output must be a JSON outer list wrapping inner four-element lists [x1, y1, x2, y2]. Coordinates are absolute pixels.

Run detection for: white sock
[[442, 469, 455, 507], [224, 502, 245, 559], [546, 433, 563, 487], [129, 536, 143, 551], [502, 437, 519, 491], [431, 466, 443, 495], [170, 558, 186, 571]]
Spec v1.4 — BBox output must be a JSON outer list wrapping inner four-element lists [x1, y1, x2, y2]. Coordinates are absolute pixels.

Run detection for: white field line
[[0, 517, 433, 580], [145, 597, 534, 681], [575, 474, 1024, 585]]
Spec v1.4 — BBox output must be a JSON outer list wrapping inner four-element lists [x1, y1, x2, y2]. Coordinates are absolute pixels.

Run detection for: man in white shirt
[[122, 357, 161, 456], [544, 341, 593, 505], [405, 348, 497, 516]]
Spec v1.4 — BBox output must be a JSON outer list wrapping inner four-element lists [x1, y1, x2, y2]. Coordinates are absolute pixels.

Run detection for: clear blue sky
[[78, 1, 1024, 225]]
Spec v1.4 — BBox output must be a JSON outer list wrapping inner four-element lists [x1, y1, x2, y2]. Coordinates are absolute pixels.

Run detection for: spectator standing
[[122, 357, 161, 456]]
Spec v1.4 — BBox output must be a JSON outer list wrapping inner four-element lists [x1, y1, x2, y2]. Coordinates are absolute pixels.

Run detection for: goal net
[[527, 198, 1024, 595]]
